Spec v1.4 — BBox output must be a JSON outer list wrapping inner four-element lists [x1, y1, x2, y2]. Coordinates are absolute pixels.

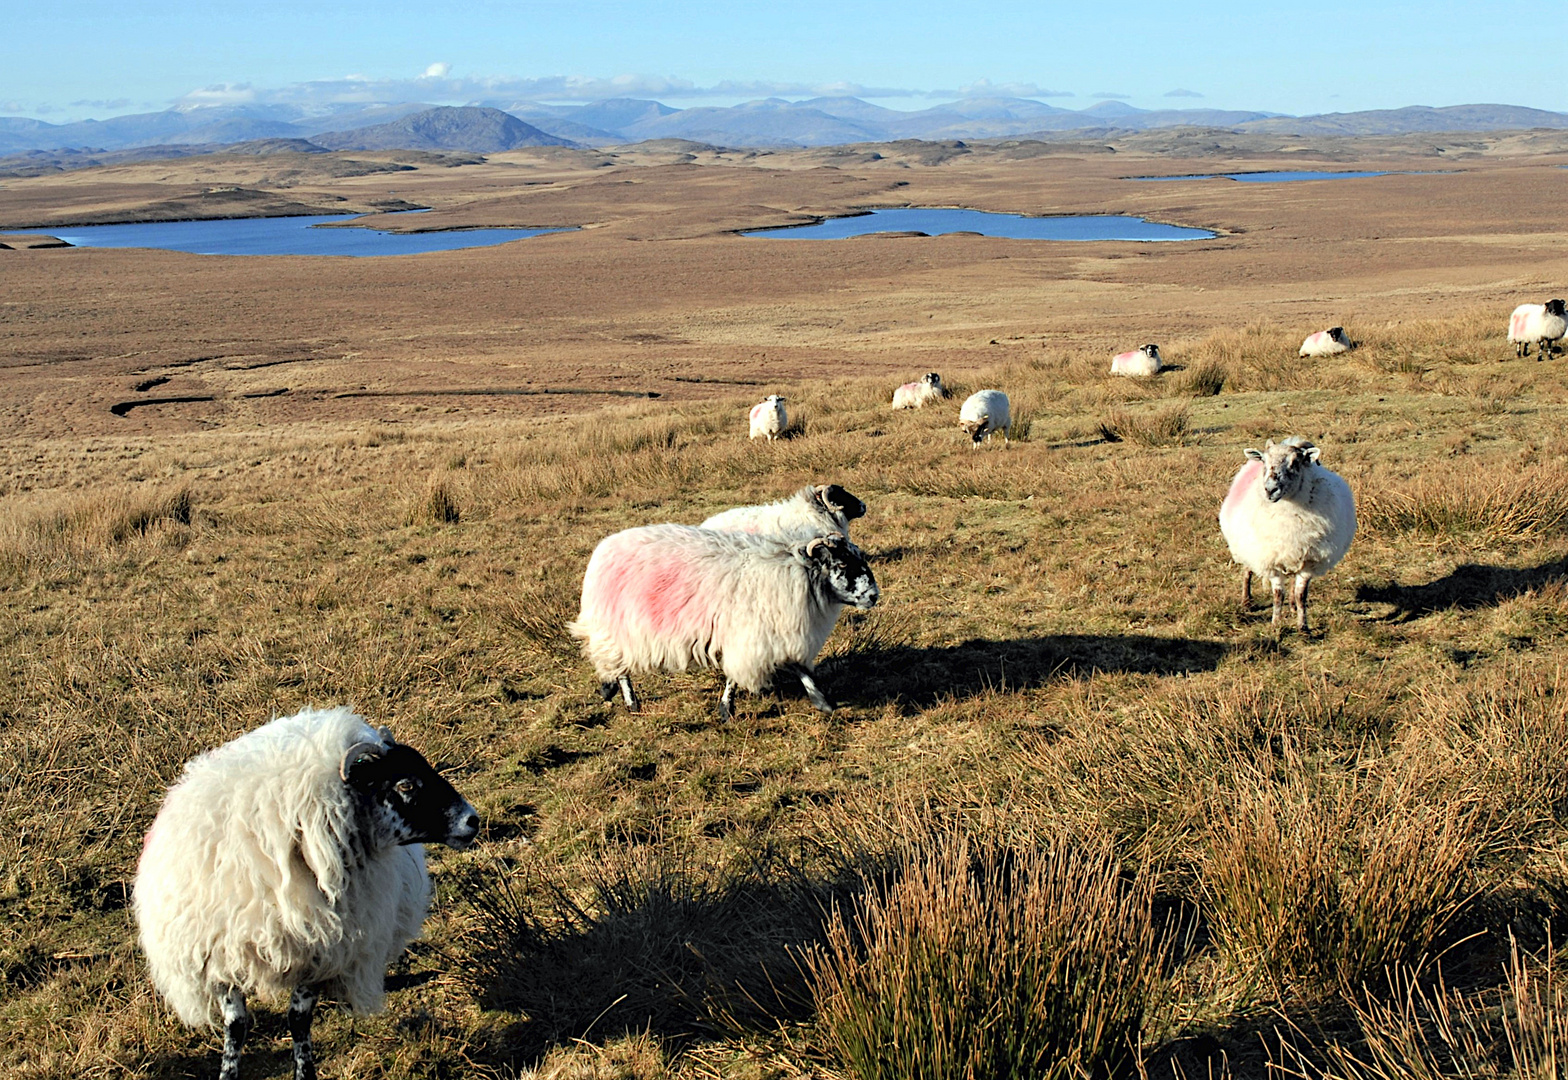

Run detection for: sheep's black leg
[[599, 680, 618, 702], [719, 679, 736, 722], [218, 986, 249, 1080], [793, 665, 834, 713], [618, 675, 640, 711], [1294, 577, 1312, 633], [288, 985, 320, 1080], [1241, 569, 1253, 610]]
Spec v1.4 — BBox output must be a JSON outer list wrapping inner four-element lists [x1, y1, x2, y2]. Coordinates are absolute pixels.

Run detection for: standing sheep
[[133, 707, 479, 1080], [1218, 437, 1356, 632], [701, 483, 867, 540], [1508, 300, 1567, 358], [958, 389, 1011, 447], [892, 372, 949, 409], [750, 394, 788, 440], [1300, 327, 1353, 357], [568, 524, 879, 720], [1111, 344, 1163, 376]]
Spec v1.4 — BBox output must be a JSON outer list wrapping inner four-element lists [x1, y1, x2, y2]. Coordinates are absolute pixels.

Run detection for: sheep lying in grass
[[1111, 344, 1163, 376], [569, 525, 879, 720], [1508, 300, 1567, 358], [702, 483, 867, 540], [1219, 437, 1356, 632], [958, 389, 1010, 448], [133, 707, 479, 1080], [892, 372, 948, 409], [750, 394, 787, 440], [1300, 327, 1353, 357]]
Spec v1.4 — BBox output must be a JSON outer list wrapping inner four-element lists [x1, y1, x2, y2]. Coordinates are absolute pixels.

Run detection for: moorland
[[4, 129, 1568, 1079]]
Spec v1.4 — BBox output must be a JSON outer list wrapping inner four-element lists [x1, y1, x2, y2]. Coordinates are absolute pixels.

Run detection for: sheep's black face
[[808, 537, 880, 610], [345, 743, 480, 850], [923, 372, 942, 387], [1255, 442, 1315, 503], [1547, 299, 1567, 318], [821, 484, 868, 521]]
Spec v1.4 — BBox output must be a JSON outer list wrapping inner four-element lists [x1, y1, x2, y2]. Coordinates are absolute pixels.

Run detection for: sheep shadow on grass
[[824, 633, 1229, 710], [1355, 555, 1568, 622]]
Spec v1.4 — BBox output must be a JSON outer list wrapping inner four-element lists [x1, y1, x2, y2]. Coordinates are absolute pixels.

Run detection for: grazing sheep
[[1508, 300, 1567, 358], [1111, 344, 1163, 376], [750, 394, 788, 440], [1300, 326, 1353, 357], [1218, 437, 1356, 632], [892, 372, 949, 409], [568, 524, 879, 720], [133, 707, 479, 1080], [701, 483, 867, 540], [958, 389, 1011, 447]]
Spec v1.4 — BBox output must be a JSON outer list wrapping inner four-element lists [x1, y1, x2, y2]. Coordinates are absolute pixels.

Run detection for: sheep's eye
[[394, 778, 419, 798]]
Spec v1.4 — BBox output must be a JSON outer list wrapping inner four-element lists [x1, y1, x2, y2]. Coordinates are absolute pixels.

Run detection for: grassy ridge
[[5, 307, 1568, 1077]]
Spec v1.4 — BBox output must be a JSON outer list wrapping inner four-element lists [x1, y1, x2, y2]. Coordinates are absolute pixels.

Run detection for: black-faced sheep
[[568, 525, 879, 720], [701, 483, 867, 540], [1300, 327, 1353, 357], [958, 389, 1010, 447], [892, 372, 948, 409], [1509, 300, 1567, 358], [133, 707, 479, 1080], [1110, 344, 1163, 376], [1218, 437, 1356, 632]]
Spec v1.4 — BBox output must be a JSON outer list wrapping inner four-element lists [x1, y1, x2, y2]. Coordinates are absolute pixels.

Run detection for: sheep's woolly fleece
[[133, 707, 429, 1027]]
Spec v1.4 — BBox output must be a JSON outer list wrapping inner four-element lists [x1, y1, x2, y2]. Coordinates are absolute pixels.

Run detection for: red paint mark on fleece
[[750, 402, 768, 422], [898, 382, 918, 394], [1304, 332, 1325, 349], [1221, 459, 1263, 521], [590, 543, 711, 639], [1113, 350, 1138, 365], [1512, 312, 1530, 338]]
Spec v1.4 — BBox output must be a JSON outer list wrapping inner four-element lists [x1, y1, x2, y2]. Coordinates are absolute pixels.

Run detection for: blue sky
[[6, 1, 1561, 122]]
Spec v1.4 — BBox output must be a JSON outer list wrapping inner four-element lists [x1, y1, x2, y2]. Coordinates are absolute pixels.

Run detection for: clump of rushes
[[1182, 359, 1228, 397], [418, 474, 461, 524], [1099, 404, 1190, 446], [806, 833, 1172, 1080]]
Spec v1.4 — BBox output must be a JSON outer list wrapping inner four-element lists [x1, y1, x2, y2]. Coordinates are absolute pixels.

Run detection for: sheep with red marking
[[1300, 327, 1353, 357], [568, 524, 879, 720], [1508, 300, 1567, 358], [701, 483, 867, 540], [749, 394, 787, 440], [892, 372, 949, 409], [133, 707, 479, 1080], [1219, 437, 1355, 632], [1111, 344, 1163, 376]]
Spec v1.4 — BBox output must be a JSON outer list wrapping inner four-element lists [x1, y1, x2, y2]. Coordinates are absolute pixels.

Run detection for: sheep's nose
[[446, 805, 481, 847]]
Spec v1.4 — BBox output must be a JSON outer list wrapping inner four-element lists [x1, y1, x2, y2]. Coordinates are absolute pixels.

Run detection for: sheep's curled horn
[[339, 726, 397, 781]]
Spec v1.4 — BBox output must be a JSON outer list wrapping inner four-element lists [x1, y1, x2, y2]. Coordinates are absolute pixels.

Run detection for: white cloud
[[1091, 91, 1131, 99], [423, 62, 451, 79], [945, 79, 1073, 99], [1164, 88, 1203, 98]]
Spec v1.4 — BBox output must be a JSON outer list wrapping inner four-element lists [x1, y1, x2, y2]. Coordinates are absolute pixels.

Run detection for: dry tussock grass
[[8, 303, 1568, 1077]]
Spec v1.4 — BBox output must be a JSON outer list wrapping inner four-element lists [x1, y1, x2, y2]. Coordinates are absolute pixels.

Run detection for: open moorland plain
[[5, 130, 1568, 1079]]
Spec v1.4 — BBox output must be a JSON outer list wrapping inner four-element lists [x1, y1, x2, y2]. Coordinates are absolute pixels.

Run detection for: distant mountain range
[[3, 98, 1567, 157]]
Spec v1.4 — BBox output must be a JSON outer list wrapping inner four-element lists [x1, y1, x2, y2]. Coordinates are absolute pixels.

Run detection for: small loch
[[744, 207, 1214, 241], [46, 213, 571, 256], [1131, 170, 1398, 183]]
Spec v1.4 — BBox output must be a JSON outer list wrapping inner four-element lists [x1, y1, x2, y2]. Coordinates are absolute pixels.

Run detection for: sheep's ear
[[1263, 440, 1275, 451], [377, 725, 395, 746], [340, 739, 385, 782], [1304, 445, 1321, 463], [1244, 448, 1264, 462]]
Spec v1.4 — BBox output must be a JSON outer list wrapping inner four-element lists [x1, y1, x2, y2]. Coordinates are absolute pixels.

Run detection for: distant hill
[[310, 106, 577, 152], [1235, 104, 1568, 135]]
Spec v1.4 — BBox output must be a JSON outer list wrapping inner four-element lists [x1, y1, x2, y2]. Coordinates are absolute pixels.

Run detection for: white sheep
[[701, 483, 867, 540], [892, 372, 949, 409], [1300, 327, 1353, 357], [1111, 344, 1163, 376], [958, 389, 1010, 447], [1508, 299, 1567, 358], [749, 394, 788, 440], [1218, 437, 1356, 632], [568, 524, 879, 720], [133, 707, 479, 1080]]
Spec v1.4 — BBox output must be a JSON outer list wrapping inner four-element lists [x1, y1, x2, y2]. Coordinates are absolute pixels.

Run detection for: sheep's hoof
[[598, 681, 619, 703]]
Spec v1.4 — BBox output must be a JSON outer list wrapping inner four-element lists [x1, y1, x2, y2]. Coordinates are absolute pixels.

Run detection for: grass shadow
[[1355, 555, 1568, 621], [827, 634, 1229, 708]]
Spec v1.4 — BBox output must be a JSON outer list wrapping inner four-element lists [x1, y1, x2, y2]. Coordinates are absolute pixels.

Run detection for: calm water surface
[[1132, 170, 1394, 183], [744, 207, 1212, 241], [49, 213, 570, 256]]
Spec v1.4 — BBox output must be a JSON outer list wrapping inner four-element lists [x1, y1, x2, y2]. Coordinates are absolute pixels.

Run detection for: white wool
[[958, 389, 1010, 445], [133, 707, 430, 1028], [892, 374, 946, 409], [701, 485, 855, 540], [1219, 447, 1356, 590], [1299, 327, 1351, 357], [1110, 345, 1163, 376], [568, 524, 848, 693], [749, 395, 787, 440], [1509, 303, 1568, 352]]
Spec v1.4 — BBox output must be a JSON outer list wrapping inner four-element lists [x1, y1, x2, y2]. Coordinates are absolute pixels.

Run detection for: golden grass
[[7, 303, 1568, 1077]]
